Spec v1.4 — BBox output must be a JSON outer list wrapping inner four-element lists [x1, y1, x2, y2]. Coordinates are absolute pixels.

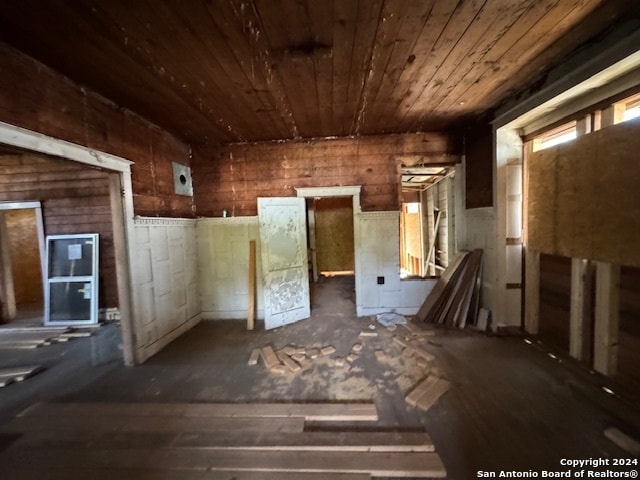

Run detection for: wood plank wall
[[464, 119, 493, 209], [0, 152, 118, 309], [619, 266, 640, 391], [0, 41, 194, 218], [538, 254, 572, 353], [192, 133, 461, 216]]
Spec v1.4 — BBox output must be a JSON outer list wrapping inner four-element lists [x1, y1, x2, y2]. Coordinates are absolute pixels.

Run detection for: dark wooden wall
[[0, 152, 118, 309], [538, 253, 572, 353], [192, 133, 461, 216], [464, 120, 493, 209], [0, 41, 194, 218], [619, 266, 640, 391]]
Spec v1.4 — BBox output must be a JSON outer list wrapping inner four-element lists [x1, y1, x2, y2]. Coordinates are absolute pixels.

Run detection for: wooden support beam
[[247, 240, 256, 330], [524, 249, 540, 334], [593, 262, 620, 376], [601, 104, 625, 127], [108, 173, 136, 366], [575, 114, 592, 137], [424, 211, 441, 276], [425, 188, 436, 276]]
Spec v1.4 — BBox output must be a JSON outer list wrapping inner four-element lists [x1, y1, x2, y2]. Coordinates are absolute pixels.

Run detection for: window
[[532, 121, 577, 151], [399, 165, 455, 279], [615, 92, 640, 123]]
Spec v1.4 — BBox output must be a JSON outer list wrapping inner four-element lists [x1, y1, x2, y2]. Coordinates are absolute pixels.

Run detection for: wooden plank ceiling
[[0, 0, 634, 146]]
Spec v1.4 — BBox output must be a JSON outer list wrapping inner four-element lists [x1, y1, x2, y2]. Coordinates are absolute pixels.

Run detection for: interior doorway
[[296, 186, 361, 316], [305, 196, 355, 317], [310, 196, 355, 277], [0, 202, 46, 326]]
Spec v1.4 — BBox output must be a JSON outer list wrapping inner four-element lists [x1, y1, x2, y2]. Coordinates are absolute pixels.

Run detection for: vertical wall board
[[594, 262, 620, 376], [131, 218, 201, 363], [538, 253, 572, 353], [593, 121, 640, 266], [355, 211, 433, 316], [569, 258, 592, 362], [618, 266, 640, 390], [356, 213, 397, 316], [555, 134, 597, 260], [524, 249, 540, 334], [196, 217, 264, 320], [438, 182, 450, 268], [527, 119, 640, 266], [506, 244, 523, 284], [527, 148, 558, 255], [458, 207, 496, 315], [505, 163, 522, 239]]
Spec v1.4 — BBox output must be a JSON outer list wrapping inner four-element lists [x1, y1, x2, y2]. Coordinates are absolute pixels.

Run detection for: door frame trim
[[0, 121, 137, 365], [295, 185, 361, 308]]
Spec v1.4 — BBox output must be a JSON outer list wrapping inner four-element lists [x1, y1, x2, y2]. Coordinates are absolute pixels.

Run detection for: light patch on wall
[[172, 162, 193, 196]]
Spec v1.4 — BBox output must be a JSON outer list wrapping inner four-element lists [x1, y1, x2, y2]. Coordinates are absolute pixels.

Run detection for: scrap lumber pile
[[249, 343, 338, 375], [0, 327, 92, 350], [416, 249, 483, 329], [0, 401, 447, 478]]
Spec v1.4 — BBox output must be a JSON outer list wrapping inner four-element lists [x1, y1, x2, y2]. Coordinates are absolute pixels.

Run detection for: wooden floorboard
[[0, 447, 446, 478], [173, 430, 435, 452], [2, 414, 305, 434], [10, 428, 434, 452], [0, 467, 372, 480], [19, 401, 379, 422]]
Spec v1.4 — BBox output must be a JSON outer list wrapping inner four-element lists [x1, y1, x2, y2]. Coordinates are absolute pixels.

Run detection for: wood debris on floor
[[250, 343, 339, 375], [0, 327, 94, 350], [405, 375, 451, 412], [391, 327, 452, 413], [416, 249, 484, 329], [0, 365, 44, 388], [0, 401, 447, 478]]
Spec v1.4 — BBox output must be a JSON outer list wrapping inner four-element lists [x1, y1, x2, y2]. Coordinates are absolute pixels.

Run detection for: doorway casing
[[0, 121, 137, 365], [295, 185, 361, 307]]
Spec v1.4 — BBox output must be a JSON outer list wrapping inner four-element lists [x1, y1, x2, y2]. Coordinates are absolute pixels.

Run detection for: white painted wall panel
[[132, 218, 201, 362], [459, 207, 496, 316], [197, 217, 263, 320], [356, 211, 437, 316], [506, 244, 523, 283]]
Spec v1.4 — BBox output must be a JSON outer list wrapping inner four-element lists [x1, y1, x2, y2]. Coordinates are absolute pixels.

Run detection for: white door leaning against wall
[[257, 197, 310, 330]]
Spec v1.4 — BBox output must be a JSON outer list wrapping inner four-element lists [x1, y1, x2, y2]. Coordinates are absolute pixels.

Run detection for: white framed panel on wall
[[45, 233, 99, 325]]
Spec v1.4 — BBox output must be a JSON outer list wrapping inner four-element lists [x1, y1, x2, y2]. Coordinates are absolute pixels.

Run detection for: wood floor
[[0, 401, 445, 479], [0, 276, 638, 479]]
